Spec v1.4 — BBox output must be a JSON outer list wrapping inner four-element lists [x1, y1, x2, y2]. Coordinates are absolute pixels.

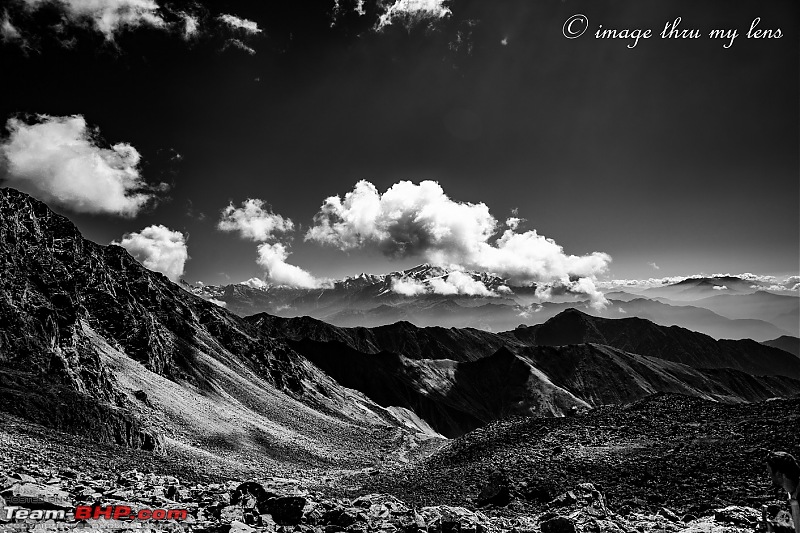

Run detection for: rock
[[541, 516, 576, 533], [550, 491, 578, 507], [0, 483, 71, 510], [658, 508, 680, 522], [220, 505, 247, 523], [231, 482, 277, 514], [476, 471, 511, 507], [229, 520, 256, 533], [421, 506, 484, 533], [9, 473, 37, 484], [713, 506, 760, 526], [266, 496, 306, 525]]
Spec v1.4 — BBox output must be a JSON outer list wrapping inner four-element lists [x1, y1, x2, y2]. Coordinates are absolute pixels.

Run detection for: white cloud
[[209, 298, 226, 307], [219, 199, 319, 289], [223, 38, 256, 55], [534, 277, 608, 310], [1, 13, 22, 42], [22, 0, 166, 38], [0, 115, 160, 216], [256, 242, 320, 289], [505, 217, 522, 230], [377, 0, 451, 30], [713, 285, 727, 291], [218, 199, 294, 242], [429, 271, 496, 296], [648, 262, 660, 270], [391, 277, 428, 296], [218, 14, 261, 34], [114, 224, 188, 281], [241, 277, 268, 289], [180, 12, 199, 39], [618, 307, 627, 313], [600, 273, 800, 292], [307, 180, 610, 308]]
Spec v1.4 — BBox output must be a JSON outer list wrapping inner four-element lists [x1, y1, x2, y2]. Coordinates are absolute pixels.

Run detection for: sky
[[0, 0, 797, 291]]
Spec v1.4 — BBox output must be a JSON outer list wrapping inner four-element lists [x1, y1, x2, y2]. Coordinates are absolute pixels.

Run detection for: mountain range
[[1, 186, 799, 457], [189, 267, 798, 341]]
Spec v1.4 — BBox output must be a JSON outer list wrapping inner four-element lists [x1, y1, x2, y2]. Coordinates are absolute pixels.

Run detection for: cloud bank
[[0, 115, 161, 217], [306, 180, 611, 308], [600, 273, 800, 292], [21, 0, 166, 38], [218, 199, 320, 289], [6, 0, 262, 51], [391, 270, 499, 297], [115, 224, 188, 281]]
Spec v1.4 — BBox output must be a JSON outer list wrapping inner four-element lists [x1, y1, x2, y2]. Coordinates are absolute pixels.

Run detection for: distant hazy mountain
[[190, 272, 794, 340], [640, 276, 781, 301], [762, 336, 800, 357], [655, 291, 800, 337]]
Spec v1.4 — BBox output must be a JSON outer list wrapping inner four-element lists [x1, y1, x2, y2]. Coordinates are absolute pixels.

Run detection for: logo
[[563, 14, 588, 39]]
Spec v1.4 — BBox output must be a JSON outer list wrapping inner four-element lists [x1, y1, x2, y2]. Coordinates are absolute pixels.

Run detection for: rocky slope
[[360, 394, 800, 517], [0, 187, 416, 468], [1, 396, 797, 533]]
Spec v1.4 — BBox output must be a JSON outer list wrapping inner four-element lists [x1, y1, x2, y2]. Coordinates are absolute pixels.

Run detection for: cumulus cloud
[[712, 285, 727, 291], [390, 270, 497, 297], [218, 199, 294, 242], [240, 277, 268, 289], [256, 242, 319, 289], [505, 216, 523, 230], [114, 224, 188, 281], [218, 199, 319, 288], [391, 277, 428, 296], [208, 298, 226, 308], [218, 14, 261, 34], [307, 180, 611, 308], [21, 0, 165, 38], [0, 115, 161, 216], [534, 277, 607, 308], [429, 271, 496, 296], [377, 0, 451, 30], [648, 262, 660, 270], [180, 12, 199, 39]]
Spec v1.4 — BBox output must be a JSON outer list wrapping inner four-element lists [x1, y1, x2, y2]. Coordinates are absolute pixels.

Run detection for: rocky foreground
[[1, 394, 798, 533], [0, 461, 794, 533]]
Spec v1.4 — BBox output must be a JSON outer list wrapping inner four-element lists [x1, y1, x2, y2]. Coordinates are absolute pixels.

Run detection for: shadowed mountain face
[[506, 309, 800, 379], [0, 188, 411, 466], [252, 312, 800, 437], [763, 335, 800, 357]]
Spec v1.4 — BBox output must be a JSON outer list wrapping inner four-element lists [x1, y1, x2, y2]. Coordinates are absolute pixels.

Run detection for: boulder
[[0, 483, 72, 510], [541, 516, 577, 533], [265, 495, 306, 525], [713, 506, 760, 526]]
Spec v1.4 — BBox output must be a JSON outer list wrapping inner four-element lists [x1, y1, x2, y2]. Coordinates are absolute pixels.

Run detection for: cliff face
[[0, 188, 407, 462]]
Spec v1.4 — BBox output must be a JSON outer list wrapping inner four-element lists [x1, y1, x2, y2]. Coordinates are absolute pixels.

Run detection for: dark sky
[[1, 0, 797, 285]]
